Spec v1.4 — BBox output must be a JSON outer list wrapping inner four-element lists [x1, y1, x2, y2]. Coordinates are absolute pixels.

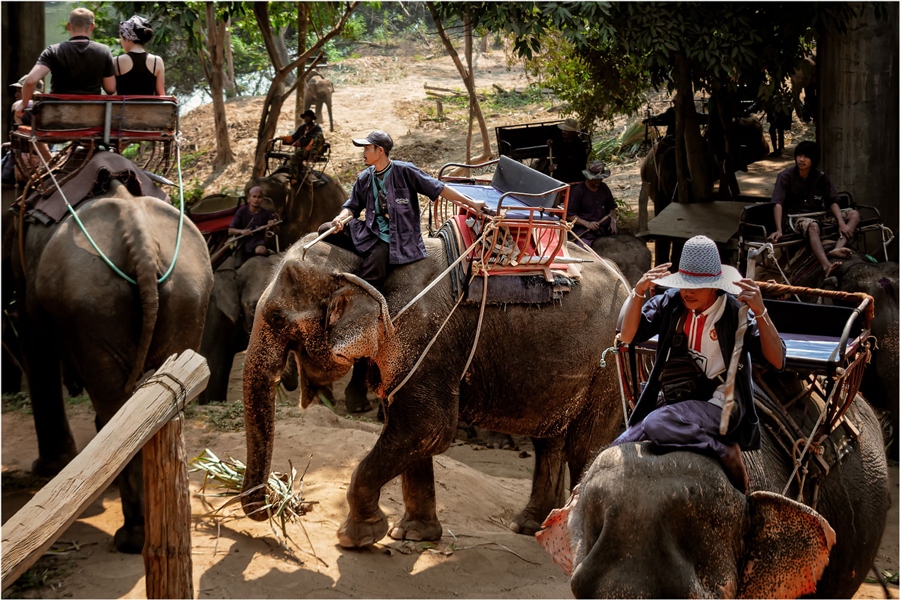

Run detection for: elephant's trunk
[[241, 317, 286, 521]]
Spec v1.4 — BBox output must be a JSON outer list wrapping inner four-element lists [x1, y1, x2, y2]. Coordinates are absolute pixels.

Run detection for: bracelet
[[755, 307, 768, 320], [632, 288, 647, 299]]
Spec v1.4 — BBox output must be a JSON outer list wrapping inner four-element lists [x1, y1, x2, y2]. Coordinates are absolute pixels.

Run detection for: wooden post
[[143, 414, 194, 599], [1, 351, 209, 594]]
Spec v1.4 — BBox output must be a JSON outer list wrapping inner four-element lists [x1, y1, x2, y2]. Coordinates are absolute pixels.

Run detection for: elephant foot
[[509, 508, 545, 536], [32, 452, 77, 478], [337, 511, 389, 548], [389, 517, 443, 542], [114, 523, 145, 554]]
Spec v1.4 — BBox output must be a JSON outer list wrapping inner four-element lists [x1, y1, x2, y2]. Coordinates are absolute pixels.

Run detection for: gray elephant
[[8, 179, 213, 553], [198, 254, 299, 405], [304, 72, 334, 132], [239, 235, 629, 547], [244, 171, 346, 250], [540, 395, 889, 598], [589, 234, 651, 287]]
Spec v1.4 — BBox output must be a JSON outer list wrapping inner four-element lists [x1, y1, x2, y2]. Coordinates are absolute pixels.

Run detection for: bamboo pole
[[1, 350, 209, 594]]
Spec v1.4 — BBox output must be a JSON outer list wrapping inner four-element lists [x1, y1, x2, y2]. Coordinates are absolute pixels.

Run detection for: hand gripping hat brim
[[653, 235, 743, 294]]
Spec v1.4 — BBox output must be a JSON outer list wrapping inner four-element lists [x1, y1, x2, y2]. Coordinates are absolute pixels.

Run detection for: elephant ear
[[738, 491, 836, 599], [535, 490, 579, 577], [337, 272, 394, 339]]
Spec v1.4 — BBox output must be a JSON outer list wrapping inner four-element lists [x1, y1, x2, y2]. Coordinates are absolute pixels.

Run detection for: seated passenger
[[8, 76, 51, 179], [280, 110, 325, 184], [16, 7, 116, 120], [767, 141, 860, 277], [115, 16, 165, 96], [228, 186, 278, 268], [613, 235, 785, 493], [566, 161, 617, 247]]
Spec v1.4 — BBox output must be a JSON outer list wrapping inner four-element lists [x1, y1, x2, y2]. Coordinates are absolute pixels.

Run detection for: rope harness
[[22, 132, 186, 285]]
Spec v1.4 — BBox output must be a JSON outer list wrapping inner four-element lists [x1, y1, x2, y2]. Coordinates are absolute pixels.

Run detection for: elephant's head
[[538, 443, 835, 598], [240, 250, 393, 519]]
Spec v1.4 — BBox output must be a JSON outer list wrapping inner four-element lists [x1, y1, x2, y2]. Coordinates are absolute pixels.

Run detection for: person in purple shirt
[[228, 186, 278, 268], [767, 141, 859, 277], [566, 161, 617, 248], [320, 130, 486, 289]]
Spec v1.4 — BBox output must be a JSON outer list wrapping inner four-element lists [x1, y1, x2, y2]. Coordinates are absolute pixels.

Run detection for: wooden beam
[[0, 351, 209, 592]]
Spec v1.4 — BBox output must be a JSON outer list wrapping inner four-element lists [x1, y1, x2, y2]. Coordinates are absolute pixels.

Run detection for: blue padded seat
[[445, 155, 564, 221]]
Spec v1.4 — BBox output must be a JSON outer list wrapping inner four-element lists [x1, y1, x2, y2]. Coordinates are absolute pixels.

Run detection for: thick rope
[[392, 221, 494, 323], [386, 290, 466, 405], [459, 271, 489, 381], [781, 391, 829, 497]]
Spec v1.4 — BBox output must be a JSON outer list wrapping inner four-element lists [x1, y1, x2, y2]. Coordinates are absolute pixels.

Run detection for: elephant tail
[[124, 203, 161, 395]]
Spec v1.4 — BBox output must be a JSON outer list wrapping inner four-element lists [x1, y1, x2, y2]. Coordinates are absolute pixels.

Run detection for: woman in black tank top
[[115, 16, 165, 95]]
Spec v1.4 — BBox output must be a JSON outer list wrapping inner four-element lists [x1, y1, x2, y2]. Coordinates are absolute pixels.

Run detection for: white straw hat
[[653, 235, 742, 294]]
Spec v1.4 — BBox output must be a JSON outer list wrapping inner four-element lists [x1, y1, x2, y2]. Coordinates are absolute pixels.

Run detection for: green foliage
[[2, 392, 31, 414], [182, 177, 205, 206]]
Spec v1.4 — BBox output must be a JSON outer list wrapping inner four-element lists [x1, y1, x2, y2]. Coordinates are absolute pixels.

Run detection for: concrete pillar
[[819, 5, 899, 262]]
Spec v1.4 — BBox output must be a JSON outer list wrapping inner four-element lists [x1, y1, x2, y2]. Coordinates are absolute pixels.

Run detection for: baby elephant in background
[[538, 395, 889, 599]]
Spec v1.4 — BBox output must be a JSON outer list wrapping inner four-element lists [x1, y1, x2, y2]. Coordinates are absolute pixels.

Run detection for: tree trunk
[[251, 1, 360, 177], [294, 4, 310, 128], [428, 4, 492, 164], [820, 4, 899, 262], [224, 15, 235, 98], [2, 2, 45, 142], [274, 26, 296, 89], [674, 53, 711, 202], [207, 2, 234, 170]]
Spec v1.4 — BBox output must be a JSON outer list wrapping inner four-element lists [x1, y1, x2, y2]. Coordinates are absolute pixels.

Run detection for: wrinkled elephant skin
[[244, 172, 346, 250], [9, 181, 213, 553], [240, 235, 629, 548], [590, 234, 651, 287], [547, 395, 888, 598], [199, 254, 298, 404]]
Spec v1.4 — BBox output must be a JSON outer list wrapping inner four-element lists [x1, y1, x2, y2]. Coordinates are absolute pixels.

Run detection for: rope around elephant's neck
[[28, 135, 186, 285]]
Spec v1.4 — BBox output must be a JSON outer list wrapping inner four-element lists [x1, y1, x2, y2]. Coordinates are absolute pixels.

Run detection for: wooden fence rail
[[1, 350, 209, 598]]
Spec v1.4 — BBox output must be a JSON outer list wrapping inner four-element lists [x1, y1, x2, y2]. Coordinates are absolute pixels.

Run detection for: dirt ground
[[2, 43, 897, 600]]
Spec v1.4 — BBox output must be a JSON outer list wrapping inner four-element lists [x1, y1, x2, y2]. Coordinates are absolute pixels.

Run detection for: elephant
[[244, 171, 346, 251], [239, 234, 630, 547], [304, 72, 334, 132], [8, 179, 213, 553], [589, 234, 651, 287], [541, 394, 889, 598], [198, 253, 299, 405]]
